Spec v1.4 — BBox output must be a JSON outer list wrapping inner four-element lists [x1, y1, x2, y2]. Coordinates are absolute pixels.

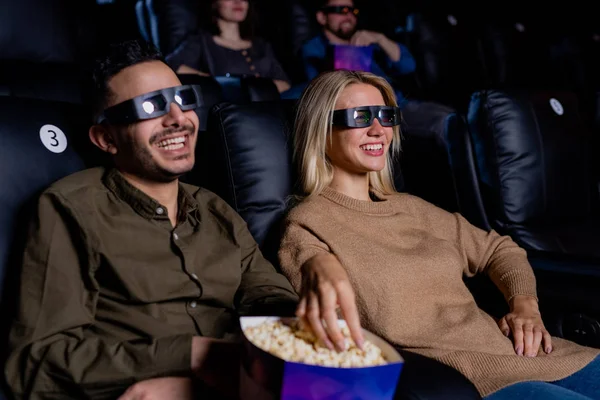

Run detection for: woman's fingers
[[305, 291, 334, 350]]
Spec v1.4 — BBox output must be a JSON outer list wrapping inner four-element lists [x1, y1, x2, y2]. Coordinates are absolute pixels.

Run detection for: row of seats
[[2, 88, 600, 350], [4, 0, 600, 127], [130, 0, 600, 131]]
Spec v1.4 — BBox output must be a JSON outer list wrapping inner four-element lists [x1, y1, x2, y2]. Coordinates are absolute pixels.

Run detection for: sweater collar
[[319, 186, 394, 215]]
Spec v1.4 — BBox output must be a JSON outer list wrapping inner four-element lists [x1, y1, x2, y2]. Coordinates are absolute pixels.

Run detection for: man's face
[[105, 61, 199, 182], [318, 0, 358, 41]]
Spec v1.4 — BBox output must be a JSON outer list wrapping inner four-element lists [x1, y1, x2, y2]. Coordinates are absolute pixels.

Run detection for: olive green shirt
[[5, 167, 298, 399]]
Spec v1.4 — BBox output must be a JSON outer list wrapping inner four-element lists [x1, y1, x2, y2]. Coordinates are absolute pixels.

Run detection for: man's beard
[[334, 24, 357, 41]]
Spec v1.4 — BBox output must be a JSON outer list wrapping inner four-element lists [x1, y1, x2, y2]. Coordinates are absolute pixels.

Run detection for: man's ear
[[316, 11, 327, 26], [89, 124, 118, 155]]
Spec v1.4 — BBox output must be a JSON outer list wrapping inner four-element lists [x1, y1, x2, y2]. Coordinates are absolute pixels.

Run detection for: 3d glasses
[[331, 106, 401, 128], [96, 85, 202, 125], [321, 5, 359, 16]]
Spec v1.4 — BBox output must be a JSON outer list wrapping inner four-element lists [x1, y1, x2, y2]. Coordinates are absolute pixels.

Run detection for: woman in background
[[167, 0, 291, 93]]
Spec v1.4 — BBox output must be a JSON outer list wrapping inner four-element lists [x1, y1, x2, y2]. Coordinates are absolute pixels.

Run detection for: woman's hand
[[498, 295, 553, 357], [297, 254, 364, 352]]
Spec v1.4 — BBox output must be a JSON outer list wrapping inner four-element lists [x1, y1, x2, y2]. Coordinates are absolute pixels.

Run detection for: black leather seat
[[464, 89, 600, 257], [0, 96, 99, 400], [0, 61, 84, 104], [188, 101, 481, 399], [444, 89, 600, 347], [135, 0, 198, 55], [404, 9, 486, 110], [399, 100, 465, 213]]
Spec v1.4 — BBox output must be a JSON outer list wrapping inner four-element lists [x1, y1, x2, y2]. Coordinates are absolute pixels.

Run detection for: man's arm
[[230, 214, 299, 317], [351, 31, 416, 75], [5, 192, 193, 399], [300, 38, 326, 81]]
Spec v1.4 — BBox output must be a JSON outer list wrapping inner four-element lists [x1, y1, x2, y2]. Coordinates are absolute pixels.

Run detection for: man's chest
[[91, 218, 243, 307]]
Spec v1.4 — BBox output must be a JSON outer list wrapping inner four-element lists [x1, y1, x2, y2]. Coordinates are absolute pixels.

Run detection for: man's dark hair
[[88, 39, 164, 122]]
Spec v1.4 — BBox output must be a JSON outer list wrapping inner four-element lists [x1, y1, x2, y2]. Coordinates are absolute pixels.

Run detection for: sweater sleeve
[[405, 195, 538, 303], [278, 218, 332, 293]]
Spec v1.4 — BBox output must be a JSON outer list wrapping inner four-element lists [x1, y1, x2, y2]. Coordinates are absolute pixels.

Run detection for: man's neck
[[120, 170, 180, 226], [324, 30, 350, 45]]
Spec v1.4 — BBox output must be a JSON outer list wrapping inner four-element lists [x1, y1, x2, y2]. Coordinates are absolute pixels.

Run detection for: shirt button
[[250, 65, 256, 71], [156, 207, 164, 215], [173, 233, 179, 240], [246, 57, 252, 63], [241, 50, 248, 56], [191, 273, 198, 280], [190, 301, 197, 308]]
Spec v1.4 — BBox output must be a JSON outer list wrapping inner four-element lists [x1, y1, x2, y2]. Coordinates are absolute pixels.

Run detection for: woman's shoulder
[[384, 191, 451, 215], [284, 194, 332, 222]]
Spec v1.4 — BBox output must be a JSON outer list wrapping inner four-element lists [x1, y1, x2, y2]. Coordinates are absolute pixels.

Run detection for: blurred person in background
[[167, 0, 291, 93], [301, 0, 415, 104]]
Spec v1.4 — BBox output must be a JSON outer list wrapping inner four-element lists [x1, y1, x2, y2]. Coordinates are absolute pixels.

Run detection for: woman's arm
[[176, 65, 210, 76]]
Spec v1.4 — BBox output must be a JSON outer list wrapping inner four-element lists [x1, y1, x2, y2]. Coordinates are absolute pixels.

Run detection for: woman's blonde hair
[[293, 70, 402, 199]]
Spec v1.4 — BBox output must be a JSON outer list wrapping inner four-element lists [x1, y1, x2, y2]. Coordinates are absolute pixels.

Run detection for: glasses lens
[[142, 94, 167, 115], [379, 109, 397, 125], [176, 88, 198, 106], [353, 110, 372, 126]]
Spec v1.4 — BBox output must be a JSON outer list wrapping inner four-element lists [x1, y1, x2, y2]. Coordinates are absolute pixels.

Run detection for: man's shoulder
[[183, 184, 241, 220], [44, 166, 109, 201], [301, 35, 326, 55]]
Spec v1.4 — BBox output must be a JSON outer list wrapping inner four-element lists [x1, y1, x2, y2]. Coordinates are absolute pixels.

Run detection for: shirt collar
[[103, 168, 199, 224]]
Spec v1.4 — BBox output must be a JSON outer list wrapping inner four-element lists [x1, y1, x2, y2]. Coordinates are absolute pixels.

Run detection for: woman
[[166, 0, 291, 93], [278, 70, 600, 399]]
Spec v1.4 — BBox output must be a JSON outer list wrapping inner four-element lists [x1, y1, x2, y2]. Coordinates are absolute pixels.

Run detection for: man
[[4, 39, 298, 400], [301, 0, 416, 102]]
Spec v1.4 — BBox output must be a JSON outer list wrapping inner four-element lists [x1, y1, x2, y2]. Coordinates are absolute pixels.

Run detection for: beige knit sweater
[[278, 187, 599, 397]]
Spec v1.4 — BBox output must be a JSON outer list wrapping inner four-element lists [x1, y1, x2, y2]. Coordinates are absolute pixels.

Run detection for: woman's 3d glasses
[[321, 6, 359, 16], [96, 85, 202, 125], [331, 106, 401, 128]]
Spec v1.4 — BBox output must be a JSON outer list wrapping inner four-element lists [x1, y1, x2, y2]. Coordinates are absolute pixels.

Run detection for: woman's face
[[215, 0, 249, 23], [326, 83, 394, 176]]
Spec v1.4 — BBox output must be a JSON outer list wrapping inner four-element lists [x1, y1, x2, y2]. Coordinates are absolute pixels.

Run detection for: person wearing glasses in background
[[4, 39, 299, 400], [300, 0, 416, 104]]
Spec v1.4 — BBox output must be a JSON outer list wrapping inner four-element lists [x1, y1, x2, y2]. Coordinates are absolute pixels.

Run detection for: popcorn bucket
[[332, 44, 374, 73], [239, 316, 403, 400]]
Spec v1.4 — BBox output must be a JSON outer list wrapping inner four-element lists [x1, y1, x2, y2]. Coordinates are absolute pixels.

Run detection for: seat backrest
[[400, 100, 464, 213], [184, 101, 294, 266], [405, 10, 486, 110], [467, 89, 598, 235], [0, 97, 99, 399], [0, 97, 97, 305], [0, 61, 84, 104], [0, 0, 97, 63], [140, 0, 198, 54], [216, 76, 280, 104]]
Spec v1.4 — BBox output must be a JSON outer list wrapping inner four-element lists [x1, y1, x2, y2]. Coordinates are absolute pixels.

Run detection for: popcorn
[[243, 319, 387, 368]]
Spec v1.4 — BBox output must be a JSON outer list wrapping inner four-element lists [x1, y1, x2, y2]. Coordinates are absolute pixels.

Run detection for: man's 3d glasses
[[321, 5, 359, 16], [331, 106, 401, 128], [96, 85, 202, 125]]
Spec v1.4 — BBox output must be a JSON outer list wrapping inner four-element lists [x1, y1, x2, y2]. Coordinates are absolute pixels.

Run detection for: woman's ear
[[89, 124, 118, 155]]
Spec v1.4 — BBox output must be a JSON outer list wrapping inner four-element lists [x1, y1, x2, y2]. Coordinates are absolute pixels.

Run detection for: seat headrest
[[0, 61, 84, 104], [467, 90, 597, 227], [186, 101, 295, 265]]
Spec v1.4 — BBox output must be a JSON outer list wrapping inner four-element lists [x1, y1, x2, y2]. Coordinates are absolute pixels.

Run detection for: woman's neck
[[328, 169, 371, 201], [217, 19, 241, 42]]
